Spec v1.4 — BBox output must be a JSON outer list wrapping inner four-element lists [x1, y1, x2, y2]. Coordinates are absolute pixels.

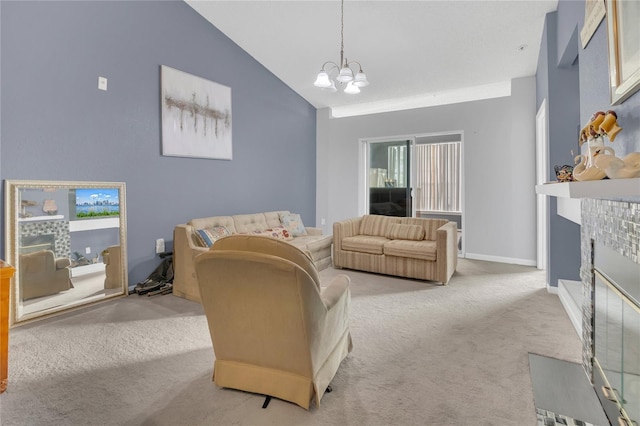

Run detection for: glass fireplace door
[[594, 270, 640, 425]]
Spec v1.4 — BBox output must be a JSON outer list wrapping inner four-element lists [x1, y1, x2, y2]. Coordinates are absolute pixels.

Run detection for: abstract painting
[[161, 65, 232, 159]]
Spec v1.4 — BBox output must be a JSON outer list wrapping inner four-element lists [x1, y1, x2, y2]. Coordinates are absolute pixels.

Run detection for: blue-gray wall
[[536, 0, 640, 287], [536, 11, 582, 287], [0, 1, 317, 286]]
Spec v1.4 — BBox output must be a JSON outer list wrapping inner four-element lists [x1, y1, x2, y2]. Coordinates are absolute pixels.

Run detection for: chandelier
[[313, 0, 369, 94]]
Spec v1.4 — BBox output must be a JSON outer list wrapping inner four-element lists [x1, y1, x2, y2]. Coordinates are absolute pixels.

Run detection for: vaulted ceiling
[[186, 0, 558, 116]]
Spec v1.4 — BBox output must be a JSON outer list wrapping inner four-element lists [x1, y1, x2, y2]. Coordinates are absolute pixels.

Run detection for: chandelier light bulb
[[314, 71, 332, 88], [344, 81, 360, 94], [336, 67, 354, 83], [353, 70, 369, 87]]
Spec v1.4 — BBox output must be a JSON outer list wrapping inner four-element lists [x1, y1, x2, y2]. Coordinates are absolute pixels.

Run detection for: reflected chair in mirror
[[102, 245, 121, 290], [195, 235, 352, 410], [19, 250, 71, 300]]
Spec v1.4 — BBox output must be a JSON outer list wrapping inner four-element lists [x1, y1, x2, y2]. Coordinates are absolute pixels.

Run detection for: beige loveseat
[[173, 211, 333, 302], [195, 235, 352, 409], [333, 214, 458, 284]]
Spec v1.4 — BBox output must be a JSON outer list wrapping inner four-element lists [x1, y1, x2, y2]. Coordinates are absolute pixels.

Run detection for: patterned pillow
[[252, 225, 293, 241], [279, 213, 307, 237], [195, 226, 231, 247]]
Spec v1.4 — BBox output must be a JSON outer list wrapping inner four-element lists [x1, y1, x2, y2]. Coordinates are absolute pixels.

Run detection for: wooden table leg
[[0, 261, 16, 394]]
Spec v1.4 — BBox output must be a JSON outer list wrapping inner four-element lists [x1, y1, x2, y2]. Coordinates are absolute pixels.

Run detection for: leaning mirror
[[4, 180, 128, 325]]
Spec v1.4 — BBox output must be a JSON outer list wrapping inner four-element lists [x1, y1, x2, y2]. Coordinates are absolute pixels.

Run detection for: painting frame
[[605, 0, 640, 105], [161, 65, 232, 160]]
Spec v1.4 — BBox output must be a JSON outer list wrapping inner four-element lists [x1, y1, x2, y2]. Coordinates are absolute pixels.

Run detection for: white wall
[[317, 77, 537, 266]]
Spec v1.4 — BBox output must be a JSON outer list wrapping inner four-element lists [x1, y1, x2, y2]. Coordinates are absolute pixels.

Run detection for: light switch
[[156, 238, 165, 254], [98, 76, 108, 91]]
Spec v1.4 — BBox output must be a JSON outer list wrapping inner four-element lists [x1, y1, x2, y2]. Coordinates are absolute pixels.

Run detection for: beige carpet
[[0, 259, 582, 425]]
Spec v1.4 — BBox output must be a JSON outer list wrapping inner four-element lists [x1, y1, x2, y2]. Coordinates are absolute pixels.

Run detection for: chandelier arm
[[345, 61, 364, 72], [321, 61, 340, 73]]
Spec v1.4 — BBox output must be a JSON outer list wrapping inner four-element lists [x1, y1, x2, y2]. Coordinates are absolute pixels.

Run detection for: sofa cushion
[[252, 225, 294, 241], [233, 213, 269, 233], [196, 226, 232, 247], [279, 212, 308, 237], [264, 210, 289, 228], [342, 235, 389, 255], [190, 216, 236, 234], [384, 239, 437, 261], [400, 218, 448, 241], [359, 215, 399, 237], [387, 223, 425, 241]]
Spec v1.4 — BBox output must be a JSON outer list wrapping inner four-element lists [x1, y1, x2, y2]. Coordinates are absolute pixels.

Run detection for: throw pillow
[[252, 225, 293, 241], [195, 226, 231, 247], [386, 223, 425, 241], [279, 213, 308, 237]]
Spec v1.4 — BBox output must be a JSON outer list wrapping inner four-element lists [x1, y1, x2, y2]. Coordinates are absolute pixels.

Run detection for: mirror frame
[[4, 179, 128, 325]]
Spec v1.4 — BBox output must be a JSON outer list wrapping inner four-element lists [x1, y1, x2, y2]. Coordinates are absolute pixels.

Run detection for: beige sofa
[[195, 235, 352, 409], [333, 214, 458, 284], [173, 210, 333, 302]]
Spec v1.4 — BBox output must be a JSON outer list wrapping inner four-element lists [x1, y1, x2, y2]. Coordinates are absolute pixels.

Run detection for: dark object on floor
[[132, 252, 174, 296]]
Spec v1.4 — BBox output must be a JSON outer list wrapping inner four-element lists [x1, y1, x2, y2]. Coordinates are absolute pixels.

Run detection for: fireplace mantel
[[535, 177, 640, 199]]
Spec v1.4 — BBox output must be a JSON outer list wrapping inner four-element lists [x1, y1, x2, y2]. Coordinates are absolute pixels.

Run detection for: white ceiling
[[186, 0, 558, 117]]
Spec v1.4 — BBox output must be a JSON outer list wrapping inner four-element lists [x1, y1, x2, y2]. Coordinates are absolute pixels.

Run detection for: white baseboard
[[465, 252, 537, 267], [558, 279, 583, 340], [546, 284, 558, 294]]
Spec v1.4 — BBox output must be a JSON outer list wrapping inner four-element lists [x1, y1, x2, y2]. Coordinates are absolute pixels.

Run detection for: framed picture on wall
[[606, 0, 640, 105], [161, 65, 232, 160]]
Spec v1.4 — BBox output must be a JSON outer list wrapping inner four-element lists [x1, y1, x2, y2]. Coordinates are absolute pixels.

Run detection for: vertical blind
[[415, 142, 461, 212]]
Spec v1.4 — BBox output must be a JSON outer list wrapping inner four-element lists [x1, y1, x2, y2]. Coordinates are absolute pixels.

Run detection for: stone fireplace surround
[[18, 218, 71, 259], [580, 199, 639, 380]]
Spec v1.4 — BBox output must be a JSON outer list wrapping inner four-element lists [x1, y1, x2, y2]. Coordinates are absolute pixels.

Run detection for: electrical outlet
[[85, 246, 91, 254], [321, 218, 326, 225], [155, 238, 165, 254]]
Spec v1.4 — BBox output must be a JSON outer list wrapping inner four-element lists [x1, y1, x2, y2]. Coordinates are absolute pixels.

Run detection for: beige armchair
[[195, 235, 352, 410], [19, 250, 71, 300]]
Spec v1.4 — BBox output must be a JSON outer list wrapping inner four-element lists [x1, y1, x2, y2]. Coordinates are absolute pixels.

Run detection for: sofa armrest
[[56, 258, 71, 270], [305, 226, 323, 236], [333, 217, 362, 240], [173, 224, 208, 302], [436, 221, 458, 284], [321, 274, 350, 309], [332, 217, 362, 268]]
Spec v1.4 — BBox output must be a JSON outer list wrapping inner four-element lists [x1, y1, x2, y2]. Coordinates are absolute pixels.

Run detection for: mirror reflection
[[5, 180, 128, 325]]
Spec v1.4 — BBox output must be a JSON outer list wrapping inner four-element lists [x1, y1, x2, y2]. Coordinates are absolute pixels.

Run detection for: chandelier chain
[[340, 0, 345, 67]]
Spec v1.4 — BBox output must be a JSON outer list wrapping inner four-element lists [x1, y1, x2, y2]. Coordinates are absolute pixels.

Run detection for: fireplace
[[591, 242, 640, 425], [20, 234, 55, 254], [18, 218, 70, 258], [535, 178, 640, 425]]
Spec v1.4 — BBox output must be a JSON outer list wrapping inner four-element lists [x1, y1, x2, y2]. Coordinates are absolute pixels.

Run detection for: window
[[415, 142, 461, 213]]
